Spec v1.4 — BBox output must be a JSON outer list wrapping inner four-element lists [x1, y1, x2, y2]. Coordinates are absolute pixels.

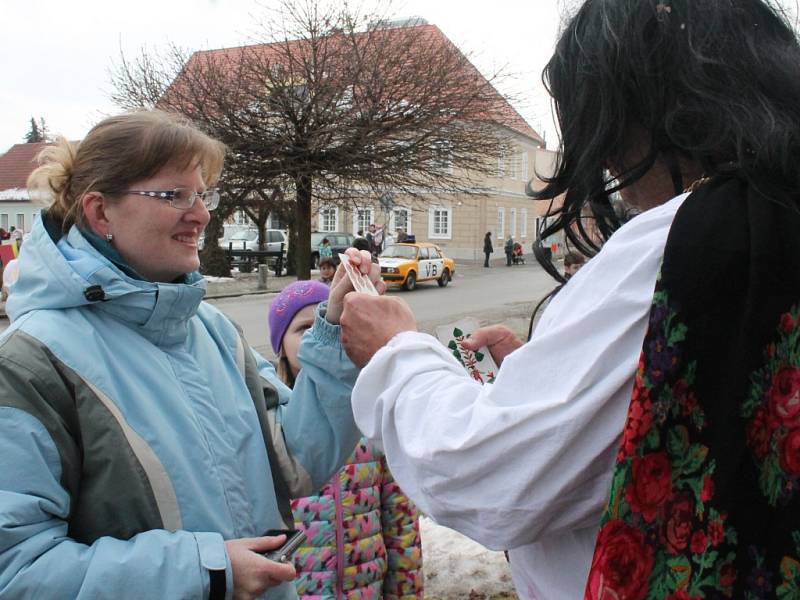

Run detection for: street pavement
[[0, 255, 562, 356], [208, 256, 559, 360]]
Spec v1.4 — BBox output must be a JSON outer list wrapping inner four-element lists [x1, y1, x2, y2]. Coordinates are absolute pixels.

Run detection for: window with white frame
[[428, 206, 452, 239], [521, 151, 529, 181], [521, 208, 528, 238], [0, 215, 7, 230], [353, 207, 375, 235], [510, 208, 517, 237], [16, 214, 24, 231], [318, 206, 338, 232], [390, 207, 411, 234], [497, 207, 505, 239]]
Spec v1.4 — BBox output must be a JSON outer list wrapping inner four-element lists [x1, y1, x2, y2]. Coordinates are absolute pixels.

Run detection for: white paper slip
[[435, 317, 498, 384], [338, 253, 379, 296]]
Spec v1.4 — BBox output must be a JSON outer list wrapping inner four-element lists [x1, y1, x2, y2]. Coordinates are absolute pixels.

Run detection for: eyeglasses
[[123, 188, 220, 211]]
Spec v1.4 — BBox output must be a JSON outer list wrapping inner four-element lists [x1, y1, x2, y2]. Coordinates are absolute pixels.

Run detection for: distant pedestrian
[[366, 224, 376, 254], [397, 228, 408, 243], [504, 234, 514, 266], [483, 232, 493, 267], [319, 237, 333, 259], [9, 226, 22, 250]]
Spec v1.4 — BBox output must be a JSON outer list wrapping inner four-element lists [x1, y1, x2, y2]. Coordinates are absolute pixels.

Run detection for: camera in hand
[[262, 528, 306, 562]]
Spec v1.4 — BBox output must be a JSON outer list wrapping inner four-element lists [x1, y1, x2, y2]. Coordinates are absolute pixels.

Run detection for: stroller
[[511, 242, 525, 265]]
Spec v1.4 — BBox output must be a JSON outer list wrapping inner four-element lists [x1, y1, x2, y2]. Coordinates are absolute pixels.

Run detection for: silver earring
[[106, 233, 113, 242]]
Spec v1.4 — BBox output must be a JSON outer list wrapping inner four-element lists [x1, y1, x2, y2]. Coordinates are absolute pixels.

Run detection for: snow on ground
[[421, 517, 517, 599]]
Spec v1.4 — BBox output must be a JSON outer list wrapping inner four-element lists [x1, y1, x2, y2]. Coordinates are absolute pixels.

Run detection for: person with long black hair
[[338, 1, 800, 597]]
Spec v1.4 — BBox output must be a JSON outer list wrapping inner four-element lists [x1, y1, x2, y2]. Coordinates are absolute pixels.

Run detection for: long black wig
[[533, 0, 800, 263]]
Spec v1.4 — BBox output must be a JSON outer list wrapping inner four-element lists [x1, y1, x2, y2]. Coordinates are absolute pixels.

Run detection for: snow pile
[[203, 275, 236, 283], [421, 517, 517, 599]]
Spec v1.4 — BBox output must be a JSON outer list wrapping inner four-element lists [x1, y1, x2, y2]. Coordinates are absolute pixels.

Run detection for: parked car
[[378, 242, 456, 291], [220, 228, 288, 272], [310, 231, 356, 268], [220, 228, 288, 254]]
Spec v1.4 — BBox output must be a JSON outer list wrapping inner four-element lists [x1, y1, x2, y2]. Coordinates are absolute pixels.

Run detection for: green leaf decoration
[[666, 555, 692, 590], [760, 452, 783, 506], [448, 340, 458, 350], [695, 550, 719, 571], [453, 328, 463, 337], [668, 425, 690, 456], [680, 443, 708, 476], [474, 351, 484, 362]]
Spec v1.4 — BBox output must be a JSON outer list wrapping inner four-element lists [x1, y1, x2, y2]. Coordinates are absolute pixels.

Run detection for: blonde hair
[[276, 353, 296, 389], [27, 110, 226, 232]]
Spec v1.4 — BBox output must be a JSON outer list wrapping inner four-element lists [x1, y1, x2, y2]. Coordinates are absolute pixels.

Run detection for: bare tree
[[110, 0, 520, 278]]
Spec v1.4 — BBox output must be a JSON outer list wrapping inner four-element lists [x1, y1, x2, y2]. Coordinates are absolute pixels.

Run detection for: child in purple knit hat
[[269, 280, 330, 384], [267, 281, 424, 599]]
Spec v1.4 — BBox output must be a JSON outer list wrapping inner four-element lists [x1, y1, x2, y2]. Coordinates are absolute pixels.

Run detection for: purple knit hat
[[269, 280, 330, 354]]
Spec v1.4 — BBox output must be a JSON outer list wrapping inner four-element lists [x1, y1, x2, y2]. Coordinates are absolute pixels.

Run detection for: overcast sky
[[1, 0, 567, 154]]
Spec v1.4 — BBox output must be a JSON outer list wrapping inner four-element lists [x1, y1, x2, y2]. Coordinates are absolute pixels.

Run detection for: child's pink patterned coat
[[290, 438, 423, 600]]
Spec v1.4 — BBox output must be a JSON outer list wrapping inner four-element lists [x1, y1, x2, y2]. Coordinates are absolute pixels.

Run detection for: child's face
[[320, 263, 336, 279], [282, 304, 318, 377]]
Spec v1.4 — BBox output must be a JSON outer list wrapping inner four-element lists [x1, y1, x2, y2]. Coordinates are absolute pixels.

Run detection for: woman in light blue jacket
[[0, 110, 382, 600]]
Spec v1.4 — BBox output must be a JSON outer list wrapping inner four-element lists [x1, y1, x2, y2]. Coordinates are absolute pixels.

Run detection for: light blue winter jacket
[[0, 215, 361, 599]]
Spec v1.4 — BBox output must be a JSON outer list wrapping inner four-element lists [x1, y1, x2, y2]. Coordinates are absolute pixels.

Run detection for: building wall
[[0, 201, 41, 234], [311, 141, 561, 261]]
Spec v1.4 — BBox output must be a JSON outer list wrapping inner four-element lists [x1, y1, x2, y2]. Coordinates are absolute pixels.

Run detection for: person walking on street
[[483, 231, 493, 267], [504, 234, 514, 266]]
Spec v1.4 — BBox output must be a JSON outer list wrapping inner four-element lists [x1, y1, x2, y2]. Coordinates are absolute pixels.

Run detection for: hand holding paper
[[325, 249, 385, 324]]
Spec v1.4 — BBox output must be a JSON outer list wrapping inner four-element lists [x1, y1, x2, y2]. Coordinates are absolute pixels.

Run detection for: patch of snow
[[204, 275, 236, 283], [421, 517, 516, 598]]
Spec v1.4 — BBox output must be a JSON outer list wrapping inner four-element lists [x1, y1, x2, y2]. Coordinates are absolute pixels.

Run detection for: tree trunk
[[199, 211, 231, 277], [293, 174, 312, 280]]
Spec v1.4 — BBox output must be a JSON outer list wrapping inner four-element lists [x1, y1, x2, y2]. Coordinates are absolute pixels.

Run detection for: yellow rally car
[[378, 242, 456, 291]]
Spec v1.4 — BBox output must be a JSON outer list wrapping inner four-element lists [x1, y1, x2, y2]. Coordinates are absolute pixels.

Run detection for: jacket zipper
[[333, 472, 345, 600]]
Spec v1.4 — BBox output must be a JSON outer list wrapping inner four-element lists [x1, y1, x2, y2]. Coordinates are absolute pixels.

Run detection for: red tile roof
[[0, 142, 49, 191], [183, 24, 544, 145]]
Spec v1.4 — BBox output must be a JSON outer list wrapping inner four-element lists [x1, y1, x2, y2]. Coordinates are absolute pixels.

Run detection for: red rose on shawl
[[769, 367, 800, 426], [708, 518, 725, 546], [690, 530, 708, 554], [663, 494, 694, 554], [780, 428, 800, 476], [619, 364, 653, 460], [624, 452, 672, 522], [747, 406, 777, 460], [781, 312, 796, 334], [700, 475, 714, 502], [719, 563, 737, 587], [585, 519, 654, 600]]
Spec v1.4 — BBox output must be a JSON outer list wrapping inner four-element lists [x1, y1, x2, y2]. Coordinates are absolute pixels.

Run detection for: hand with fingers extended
[[340, 294, 417, 368], [326, 248, 386, 325], [459, 325, 523, 368], [225, 535, 297, 600]]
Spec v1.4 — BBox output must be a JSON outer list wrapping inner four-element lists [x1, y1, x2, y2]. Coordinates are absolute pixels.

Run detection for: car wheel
[[437, 268, 450, 287], [404, 271, 417, 291]]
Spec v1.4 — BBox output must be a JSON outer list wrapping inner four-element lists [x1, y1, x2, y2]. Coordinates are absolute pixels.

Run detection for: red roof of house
[[183, 24, 544, 145], [0, 142, 49, 191]]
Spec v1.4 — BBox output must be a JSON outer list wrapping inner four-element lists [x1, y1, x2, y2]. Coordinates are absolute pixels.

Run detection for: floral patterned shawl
[[585, 176, 800, 599]]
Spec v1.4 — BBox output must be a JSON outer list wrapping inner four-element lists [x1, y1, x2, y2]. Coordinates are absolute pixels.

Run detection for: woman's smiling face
[[104, 163, 210, 282]]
